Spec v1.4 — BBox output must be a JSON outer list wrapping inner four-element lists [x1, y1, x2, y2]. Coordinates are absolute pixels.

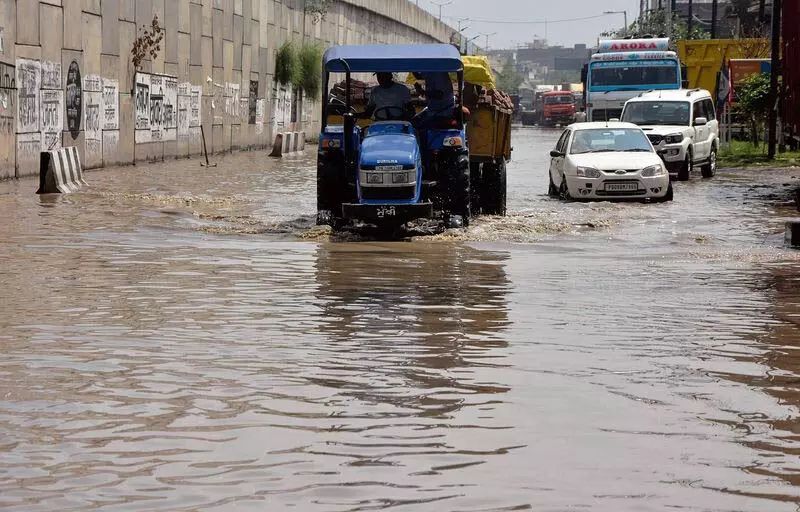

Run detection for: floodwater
[[2, 127, 800, 511]]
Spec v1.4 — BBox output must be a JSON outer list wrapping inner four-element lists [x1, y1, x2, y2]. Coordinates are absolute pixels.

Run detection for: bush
[[276, 41, 299, 86], [298, 44, 323, 99]]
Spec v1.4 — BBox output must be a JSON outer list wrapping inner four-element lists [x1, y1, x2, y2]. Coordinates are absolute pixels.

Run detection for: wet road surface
[[1, 127, 800, 511]]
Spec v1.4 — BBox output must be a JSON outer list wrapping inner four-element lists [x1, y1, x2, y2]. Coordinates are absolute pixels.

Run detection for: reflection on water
[[2, 128, 800, 510]]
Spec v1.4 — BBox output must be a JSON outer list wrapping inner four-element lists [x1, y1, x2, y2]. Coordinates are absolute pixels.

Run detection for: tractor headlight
[[640, 164, 665, 177], [664, 133, 684, 144], [392, 172, 409, 184], [366, 172, 383, 184], [576, 166, 602, 178], [442, 136, 463, 147]]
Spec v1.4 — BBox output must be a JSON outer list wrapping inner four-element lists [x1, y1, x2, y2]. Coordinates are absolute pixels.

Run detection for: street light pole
[[430, 0, 452, 21], [604, 10, 628, 36]]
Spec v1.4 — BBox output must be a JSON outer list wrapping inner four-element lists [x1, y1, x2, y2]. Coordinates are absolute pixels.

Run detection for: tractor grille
[[361, 186, 416, 201]]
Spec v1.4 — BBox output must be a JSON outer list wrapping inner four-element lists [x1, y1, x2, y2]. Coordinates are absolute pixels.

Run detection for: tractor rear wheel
[[481, 160, 507, 216]]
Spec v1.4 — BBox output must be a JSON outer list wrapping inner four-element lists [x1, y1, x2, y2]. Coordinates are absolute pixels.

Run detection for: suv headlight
[[576, 166, 602, 178], [641, 164, 665, 177], [664, 133, 684, 144]]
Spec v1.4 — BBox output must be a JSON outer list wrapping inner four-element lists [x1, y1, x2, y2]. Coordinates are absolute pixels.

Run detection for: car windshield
[[570, 128, 653, 154], [621, 100, 691, 126], [545, 95, 574, 105]]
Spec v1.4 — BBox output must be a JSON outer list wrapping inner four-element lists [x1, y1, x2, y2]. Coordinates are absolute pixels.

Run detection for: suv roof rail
[[685, 88, 702, 97]]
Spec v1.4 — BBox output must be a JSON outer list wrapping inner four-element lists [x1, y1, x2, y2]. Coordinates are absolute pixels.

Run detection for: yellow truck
[[677, 38, 770, 92]]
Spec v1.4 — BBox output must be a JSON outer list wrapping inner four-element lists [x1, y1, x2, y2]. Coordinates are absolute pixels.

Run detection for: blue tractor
[[316, 44, 473, 231]]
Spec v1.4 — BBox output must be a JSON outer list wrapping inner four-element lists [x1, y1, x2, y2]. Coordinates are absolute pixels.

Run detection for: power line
[[441, 12, 615, 25]]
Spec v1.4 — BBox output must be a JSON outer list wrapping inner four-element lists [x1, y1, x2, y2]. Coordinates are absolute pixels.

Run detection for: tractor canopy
[[323, 44, 464, 74]]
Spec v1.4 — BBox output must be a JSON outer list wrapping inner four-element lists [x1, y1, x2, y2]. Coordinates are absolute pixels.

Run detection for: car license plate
[[605, 182, 638, 192]]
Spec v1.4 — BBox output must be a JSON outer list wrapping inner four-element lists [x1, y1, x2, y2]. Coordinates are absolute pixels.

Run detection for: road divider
[[269, 132, 306, 157], [37, 147, 87, 194]]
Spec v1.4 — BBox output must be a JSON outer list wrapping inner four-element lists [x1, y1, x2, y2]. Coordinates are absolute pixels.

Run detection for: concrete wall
[[0, 0, 455, 178]]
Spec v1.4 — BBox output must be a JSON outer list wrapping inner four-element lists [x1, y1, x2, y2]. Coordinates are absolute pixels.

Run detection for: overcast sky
[[418, 0, 644, 49]]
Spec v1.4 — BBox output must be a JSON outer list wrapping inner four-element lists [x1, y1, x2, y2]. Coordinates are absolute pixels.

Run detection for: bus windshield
[[589, 60, 679, 90]]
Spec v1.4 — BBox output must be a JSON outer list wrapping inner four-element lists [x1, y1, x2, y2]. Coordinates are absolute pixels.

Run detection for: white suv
[[621, 89, 719, 181]]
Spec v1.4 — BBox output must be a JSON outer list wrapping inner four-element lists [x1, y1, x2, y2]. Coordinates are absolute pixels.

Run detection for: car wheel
[[548, 170, 559, 197], [559, 176, 571, 200], [677, 150, 692, 181], [701, 146, 717, 178], [657, 182, 674, 202]]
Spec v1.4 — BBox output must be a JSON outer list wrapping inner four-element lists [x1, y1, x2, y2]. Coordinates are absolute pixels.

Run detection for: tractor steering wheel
[[373, 106, 409, 121]]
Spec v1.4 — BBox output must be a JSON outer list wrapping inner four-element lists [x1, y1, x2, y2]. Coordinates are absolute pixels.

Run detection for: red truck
[[540, 90, 576, 127]]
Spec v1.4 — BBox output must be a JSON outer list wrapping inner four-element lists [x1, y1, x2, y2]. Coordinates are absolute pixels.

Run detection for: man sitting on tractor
[[412, 72, 457, 126], [357, 72, 414, 121]]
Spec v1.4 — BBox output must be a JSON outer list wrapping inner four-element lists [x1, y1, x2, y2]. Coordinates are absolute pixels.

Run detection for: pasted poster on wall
[[16, 59, 40, 134], [66, 61, 82, 139], [41, 61, 62, 91], [163, 75, 178, 141], [225, 82, 240, 121], [40, 90, 64, 151], [255, 99, 265, 135], [0, 61, 14, 141], [102, 79, 119, 131], [249, 80, 258, 124], [135, 72, 179, 143], [177, 82, 191, 140], [189, 86, 202, 128], [84, 75, 103, 158], [134, 72, 150, 134]]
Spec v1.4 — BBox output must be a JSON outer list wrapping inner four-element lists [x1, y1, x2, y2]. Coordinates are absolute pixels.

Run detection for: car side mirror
[[694, 117, 708, 126], [550, 150, 564, 158]]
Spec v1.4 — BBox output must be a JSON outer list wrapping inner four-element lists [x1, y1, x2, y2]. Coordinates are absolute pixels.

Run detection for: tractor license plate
[[377, 165, 403, 171], [605, 182, 638, 192], [376, 206, 396, 218]]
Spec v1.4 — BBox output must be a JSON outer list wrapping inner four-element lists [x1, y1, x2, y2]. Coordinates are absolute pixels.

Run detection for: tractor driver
[[357, 72, 413, 121]]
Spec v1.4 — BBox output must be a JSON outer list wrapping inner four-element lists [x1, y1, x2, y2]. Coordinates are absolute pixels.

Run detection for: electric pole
[[768, 0, 782, 159]]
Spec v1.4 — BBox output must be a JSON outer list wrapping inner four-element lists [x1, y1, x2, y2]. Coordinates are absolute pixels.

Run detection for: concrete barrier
[[787, 221, 800, 248], [37, 147, 87, 194], [269, 132, 306, 157]]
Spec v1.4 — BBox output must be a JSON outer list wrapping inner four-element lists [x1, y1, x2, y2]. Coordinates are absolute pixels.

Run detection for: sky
[[418, 0, 644, 49]]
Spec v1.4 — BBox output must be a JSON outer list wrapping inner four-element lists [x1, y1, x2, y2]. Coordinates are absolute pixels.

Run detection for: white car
[[620, 89, 719, 181], [548, 122, 673, 201]]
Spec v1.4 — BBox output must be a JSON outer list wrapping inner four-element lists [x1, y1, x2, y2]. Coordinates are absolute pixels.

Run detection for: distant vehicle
[[548, 121, 673, 202], [621, 88, 719, 181], [583, 38, 682, 122], [540, 91, 576, 127]]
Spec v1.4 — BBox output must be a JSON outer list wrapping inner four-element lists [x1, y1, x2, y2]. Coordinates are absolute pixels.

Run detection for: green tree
[[734, 72, 771, 146], [496, 56, 523, 93]]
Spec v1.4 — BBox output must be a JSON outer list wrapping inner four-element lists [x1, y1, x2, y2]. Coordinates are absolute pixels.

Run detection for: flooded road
[[2, 127, 800, 511]]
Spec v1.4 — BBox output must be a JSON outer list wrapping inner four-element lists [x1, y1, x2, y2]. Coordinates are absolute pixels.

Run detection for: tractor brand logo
[[377, 160, 398, 164], [609, 42, 659, 50]]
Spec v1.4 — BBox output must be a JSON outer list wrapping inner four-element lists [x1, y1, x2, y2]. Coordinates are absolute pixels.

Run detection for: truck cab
[[541, 91, 576, 127]]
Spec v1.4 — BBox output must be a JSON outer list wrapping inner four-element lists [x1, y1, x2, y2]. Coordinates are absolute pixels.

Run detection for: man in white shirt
[[358, 72, 413, 121]]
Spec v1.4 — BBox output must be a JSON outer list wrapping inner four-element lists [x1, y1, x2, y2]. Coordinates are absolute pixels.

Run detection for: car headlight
[[640, 164, 665, 177], [664, 133, 684, 144], [576, 166, 602, 178]]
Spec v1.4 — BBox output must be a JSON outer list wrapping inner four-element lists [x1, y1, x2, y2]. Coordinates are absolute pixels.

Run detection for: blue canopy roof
[[323, 44, 463, 73]]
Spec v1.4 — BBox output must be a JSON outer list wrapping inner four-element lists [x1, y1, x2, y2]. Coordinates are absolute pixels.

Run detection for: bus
[[583, 38, 682, 122]]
